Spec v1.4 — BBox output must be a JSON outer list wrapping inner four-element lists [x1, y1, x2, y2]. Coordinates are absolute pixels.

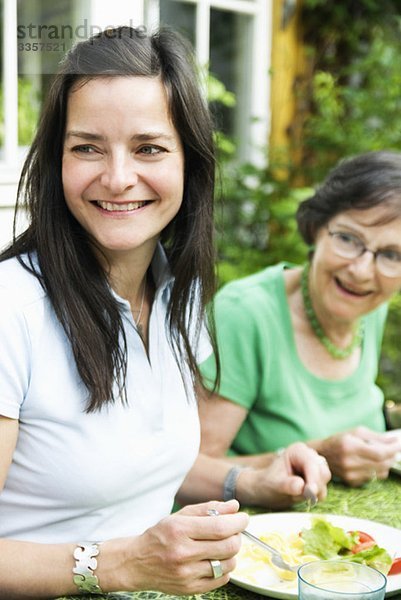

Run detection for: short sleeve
[[183, 280, 212, 364], [0, 289, 31, 418], [373, 302, 388, 353], [200, 286, 262, 410], [194, 317, 213, 364]]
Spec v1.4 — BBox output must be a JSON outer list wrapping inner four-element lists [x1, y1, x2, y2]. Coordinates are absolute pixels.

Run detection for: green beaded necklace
[[301, 263, 364, 359]]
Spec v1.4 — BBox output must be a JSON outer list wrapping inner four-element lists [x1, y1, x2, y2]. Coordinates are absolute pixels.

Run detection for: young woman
[[0, 27, 329, 598], [200, 151, 401, 488]]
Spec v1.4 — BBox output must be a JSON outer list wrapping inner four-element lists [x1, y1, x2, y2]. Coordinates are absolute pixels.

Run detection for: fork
[[207, 508, 296, 572], [303, 483, 318, 508], [242, 530, 298, 573]]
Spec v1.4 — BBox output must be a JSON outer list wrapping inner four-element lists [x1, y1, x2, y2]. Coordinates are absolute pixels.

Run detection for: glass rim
[[298, 559, 387, 596]]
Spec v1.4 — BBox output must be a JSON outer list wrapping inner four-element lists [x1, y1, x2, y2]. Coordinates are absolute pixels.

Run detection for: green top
[[201, 262, 387, 455]]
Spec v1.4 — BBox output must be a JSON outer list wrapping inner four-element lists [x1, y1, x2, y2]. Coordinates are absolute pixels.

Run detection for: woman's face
[[62, 76, 184, 262], [310, 204, 401, 324]]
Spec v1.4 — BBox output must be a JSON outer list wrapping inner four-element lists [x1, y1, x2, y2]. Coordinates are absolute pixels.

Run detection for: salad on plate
[[235, 516, 400, 586]]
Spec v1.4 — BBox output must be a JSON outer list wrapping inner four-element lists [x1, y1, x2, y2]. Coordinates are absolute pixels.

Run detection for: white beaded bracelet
[[72, 541, 103, 595]]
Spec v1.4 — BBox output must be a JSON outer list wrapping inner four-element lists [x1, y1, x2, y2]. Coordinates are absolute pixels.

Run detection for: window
[[154, 0, 270, 163], [0, 0, 144, 246], [0, 0, 92, 241], [0, 0, 271, 247]]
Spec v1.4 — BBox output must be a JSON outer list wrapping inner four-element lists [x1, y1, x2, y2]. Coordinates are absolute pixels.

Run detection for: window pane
[[17, 0, 91, 145], [210, 8, 252, 147], [160, 0, 195, 45]]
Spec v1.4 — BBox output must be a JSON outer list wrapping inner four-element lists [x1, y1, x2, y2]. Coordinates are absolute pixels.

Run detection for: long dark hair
[[1, 26, 219, 412], [297, 150, 401, 245]]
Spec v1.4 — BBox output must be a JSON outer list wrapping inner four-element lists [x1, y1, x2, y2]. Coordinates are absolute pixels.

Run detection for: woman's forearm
[[0, 539, 77, 599], [0, 537, 133, 599], [176, 453, 232, 505], [222, 452, 277, 468]]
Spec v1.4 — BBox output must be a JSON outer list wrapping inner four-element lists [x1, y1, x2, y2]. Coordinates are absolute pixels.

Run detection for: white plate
[[231, 513, 401, 599]]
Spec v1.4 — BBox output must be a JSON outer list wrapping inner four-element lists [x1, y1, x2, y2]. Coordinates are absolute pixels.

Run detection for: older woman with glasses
[[200, 150, 401, 488]]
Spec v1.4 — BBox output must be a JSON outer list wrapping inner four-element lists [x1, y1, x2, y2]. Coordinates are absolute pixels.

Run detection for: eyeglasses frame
[[326, 227, 401, 278]]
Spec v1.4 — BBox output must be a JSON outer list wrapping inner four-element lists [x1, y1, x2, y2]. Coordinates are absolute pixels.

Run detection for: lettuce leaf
[[302, 517, 357, 559], [346, 546, 393, 574], [301, 517, 392, 574]]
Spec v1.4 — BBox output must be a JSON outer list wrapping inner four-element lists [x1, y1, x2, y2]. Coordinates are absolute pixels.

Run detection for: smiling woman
[[0, 25, 246, 598], [0, 25, 331, 599], [200, 150, 401, 489]]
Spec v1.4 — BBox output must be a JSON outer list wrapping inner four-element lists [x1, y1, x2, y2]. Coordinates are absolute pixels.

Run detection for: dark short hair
[[296, 150, 401, 245]]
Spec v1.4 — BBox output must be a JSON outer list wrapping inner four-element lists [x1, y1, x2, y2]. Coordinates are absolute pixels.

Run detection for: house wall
[[269, 0, 306, 171]]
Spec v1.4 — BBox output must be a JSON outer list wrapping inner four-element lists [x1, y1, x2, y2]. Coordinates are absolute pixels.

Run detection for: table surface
[[57, 475, 401, 600]]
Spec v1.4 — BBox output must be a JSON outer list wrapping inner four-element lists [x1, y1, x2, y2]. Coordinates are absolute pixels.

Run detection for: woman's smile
[[333, 276, 373, 298], [62, 76, 185, 260], [92, 200, 153, 214]]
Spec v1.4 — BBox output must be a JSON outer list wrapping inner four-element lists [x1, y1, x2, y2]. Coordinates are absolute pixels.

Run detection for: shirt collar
[[150, 242, 174, 292], [110, 242, 174, 310]]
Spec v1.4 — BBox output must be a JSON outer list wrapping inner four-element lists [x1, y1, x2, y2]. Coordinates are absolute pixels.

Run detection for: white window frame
[[0, 0, 145, 209], [0, 0, 271, 239], [1, 0, 19, 208], [146, 0, 271, 164]]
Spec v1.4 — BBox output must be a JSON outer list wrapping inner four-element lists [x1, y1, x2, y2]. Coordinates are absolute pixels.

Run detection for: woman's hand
[[315, 426, 401, 486], [236, 442, 331, 509], [116, 500, 248, 595]]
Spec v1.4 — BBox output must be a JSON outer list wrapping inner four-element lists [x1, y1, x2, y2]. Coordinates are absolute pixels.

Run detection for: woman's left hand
[[236, 442, 331, 509]]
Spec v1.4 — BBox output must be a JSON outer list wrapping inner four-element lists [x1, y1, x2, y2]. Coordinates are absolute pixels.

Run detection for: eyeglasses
[[327, 229, 401, 277]]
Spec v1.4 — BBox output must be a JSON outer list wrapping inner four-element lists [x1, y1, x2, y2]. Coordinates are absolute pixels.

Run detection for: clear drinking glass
[[298, 560, 387, 600]]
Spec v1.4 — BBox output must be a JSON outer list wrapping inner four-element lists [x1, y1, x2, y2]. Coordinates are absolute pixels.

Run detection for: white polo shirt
[[0, 246, 210, 542]]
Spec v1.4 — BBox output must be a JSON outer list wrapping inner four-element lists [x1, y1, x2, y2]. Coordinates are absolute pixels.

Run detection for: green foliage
[[377, 293, 401, 400], [0, 86, 3, 145], [208, 58, 310, 285], [302, 26, 401, 180], [209, 72, 237, 160], [299, 1, 401, 178], [208, 72, 236, 107], [17, 78, 40, 145], [215, 155, 312, 286], [302, 0, 400, 60], [0, 78, 40, 147]]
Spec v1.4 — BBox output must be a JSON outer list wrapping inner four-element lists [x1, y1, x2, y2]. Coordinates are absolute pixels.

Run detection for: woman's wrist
[[222, 465, 248, 501], [307, 438, 327, 458], [234, 467, 261, 506], [95, 537, 138, 593]]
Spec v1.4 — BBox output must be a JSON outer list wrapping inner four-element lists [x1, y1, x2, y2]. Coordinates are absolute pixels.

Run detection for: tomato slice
[[348, 530, 376, 554], [389, 557, 401, 575]]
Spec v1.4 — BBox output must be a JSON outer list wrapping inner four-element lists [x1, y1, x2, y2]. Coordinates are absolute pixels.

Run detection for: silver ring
[[318, 456, 328, 465], [208, 509, 223, 578], [209, 559, 223, 579]]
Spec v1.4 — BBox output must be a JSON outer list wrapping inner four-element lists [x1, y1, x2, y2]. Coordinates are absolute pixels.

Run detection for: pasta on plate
[[234, 530, 319, 588]]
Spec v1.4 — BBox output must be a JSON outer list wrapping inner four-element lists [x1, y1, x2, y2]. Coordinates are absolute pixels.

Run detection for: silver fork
[[207, 508, 295, 571], [303, 483, 318, 508], [242, 530, 298, 573]]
